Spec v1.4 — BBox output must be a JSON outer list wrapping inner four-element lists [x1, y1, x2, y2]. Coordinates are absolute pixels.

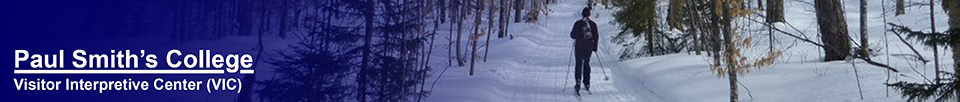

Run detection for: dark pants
[[574, 47, 592, 90]]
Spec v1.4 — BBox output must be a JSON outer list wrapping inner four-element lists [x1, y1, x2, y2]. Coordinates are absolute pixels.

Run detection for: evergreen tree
[[257, 0, 432, 101], [942, 0, 960, 98], [886, 23, 959, 102], [610, 0, 658, 58]]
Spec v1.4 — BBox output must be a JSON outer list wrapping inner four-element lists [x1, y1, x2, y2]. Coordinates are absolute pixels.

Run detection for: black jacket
[[571, 18, 599, 52]]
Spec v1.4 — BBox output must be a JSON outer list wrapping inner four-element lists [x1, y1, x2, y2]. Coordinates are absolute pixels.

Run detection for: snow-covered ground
[[424, 0, 954, 102]]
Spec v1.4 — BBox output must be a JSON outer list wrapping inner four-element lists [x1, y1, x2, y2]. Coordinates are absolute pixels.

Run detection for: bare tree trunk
[[499, 0, 507, 38], [470, 35, 478, 74], [240, 1, 267, 102], [457, 0, 465, 66], [815, 0, 852, 61], [514, 0, 523, 23], [711, 0, 722, 72], [856, 0, 868, 99], [485, 0, 493, 62], [860, 0, 869, 60], [647, 26, 655, 56], [927, 0, 944, 84], [667, 0, 683, 30], [688, 0, 701, 55], [279, 0, 288, 39], [239, 13, 265, 102], [767, 0, 783, 22], [757, 0, 763, 10], [954, 44, 960, 102], [257, 0, 268, 38], [358, 0, 375, 101], [720, 0, 737, 101], [471, 0, 482, 75], [440, 0, 446, 23], [238, 0, 252, 36], [767, 0, 785, 51], [504, 0, 512, 38], [448, 0, 456, 66], [896, 0, 905, 15]]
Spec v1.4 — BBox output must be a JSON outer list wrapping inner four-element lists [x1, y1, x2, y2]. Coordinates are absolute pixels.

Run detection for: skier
[[570, 7, 599, 95]]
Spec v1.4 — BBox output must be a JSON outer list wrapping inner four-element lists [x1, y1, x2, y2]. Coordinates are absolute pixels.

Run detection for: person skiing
[[570, 7, 599, 95]]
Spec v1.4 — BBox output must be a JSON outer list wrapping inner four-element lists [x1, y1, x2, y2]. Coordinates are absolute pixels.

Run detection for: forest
[[54, 0, 959, 101]]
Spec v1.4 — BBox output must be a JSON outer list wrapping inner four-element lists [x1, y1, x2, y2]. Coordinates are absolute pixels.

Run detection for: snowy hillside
[[422, 0, 954, 102]]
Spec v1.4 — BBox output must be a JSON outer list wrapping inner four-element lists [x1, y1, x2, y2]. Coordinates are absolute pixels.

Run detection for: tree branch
[[745, 16, 900, 72]]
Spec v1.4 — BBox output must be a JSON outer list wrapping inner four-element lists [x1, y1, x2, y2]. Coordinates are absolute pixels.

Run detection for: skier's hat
[[582, 7, 591, 17]]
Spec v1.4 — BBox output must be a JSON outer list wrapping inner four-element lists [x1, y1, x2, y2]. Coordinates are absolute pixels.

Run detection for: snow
[[423, 0, 954, 102]]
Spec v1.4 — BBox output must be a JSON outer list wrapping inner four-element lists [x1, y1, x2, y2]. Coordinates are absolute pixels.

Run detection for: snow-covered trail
[[424, 0, 663, 101]]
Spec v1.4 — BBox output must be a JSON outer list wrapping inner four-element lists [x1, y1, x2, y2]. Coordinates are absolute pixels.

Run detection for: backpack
[[581, 18, 593, 40]]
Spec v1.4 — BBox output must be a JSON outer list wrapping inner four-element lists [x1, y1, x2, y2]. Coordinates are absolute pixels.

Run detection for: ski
[[575, 91, 582, 101], [574, 88, 580, 95], [574, 86, 582, 100]]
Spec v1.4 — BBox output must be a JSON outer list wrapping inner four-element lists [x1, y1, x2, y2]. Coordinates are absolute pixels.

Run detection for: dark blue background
[[6, 0, 256, 101]]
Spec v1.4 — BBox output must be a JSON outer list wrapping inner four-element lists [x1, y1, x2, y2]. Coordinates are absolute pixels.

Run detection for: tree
[[497, 0, 510, 38], [357, 0, 432, 101], [766, 0, 783, 22], [255, 0, 432, 101], [856, 0, 869, 99], [718, 1, 739, 101], [886, 23, 958, 102], [943, 0, 959, 98], [710, 1, 781, 102], [667, 0, 684, 31], [258, 0, 357, 101], [440, 0, 447, 23], [929, 0, 945, 84], [885, 0, 960, 96], [859, 0, 868, 59], [278, 0, 289, 39], [358, 0, 374, 101], [514, 0, 523, 23], [498, 0, 509, 38], [896, 0, 905, 15], [815, 0, 852, 61], [766, 0, 784, 51], [259, 12, 353, 101], [456, 0, 466, 66], [471, 0, 482, 75], [484, 0, 494, 62], [611, 0, 657, 57]]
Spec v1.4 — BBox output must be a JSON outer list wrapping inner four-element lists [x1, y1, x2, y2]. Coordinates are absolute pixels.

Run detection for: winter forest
[[23, 0, 960, 101]]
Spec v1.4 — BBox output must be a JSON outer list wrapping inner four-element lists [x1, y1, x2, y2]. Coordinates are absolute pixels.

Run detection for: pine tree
[[887, 23, 958, 102], [611, 0, 658, 56], [942, 0, 960, 99], [259, 1, 356, 101], [258, 0, 432, 101]]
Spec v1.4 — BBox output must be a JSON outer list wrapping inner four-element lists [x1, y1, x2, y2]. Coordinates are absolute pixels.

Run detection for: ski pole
[[594, 52, 610, 80], [563, 44, 573, 91]]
